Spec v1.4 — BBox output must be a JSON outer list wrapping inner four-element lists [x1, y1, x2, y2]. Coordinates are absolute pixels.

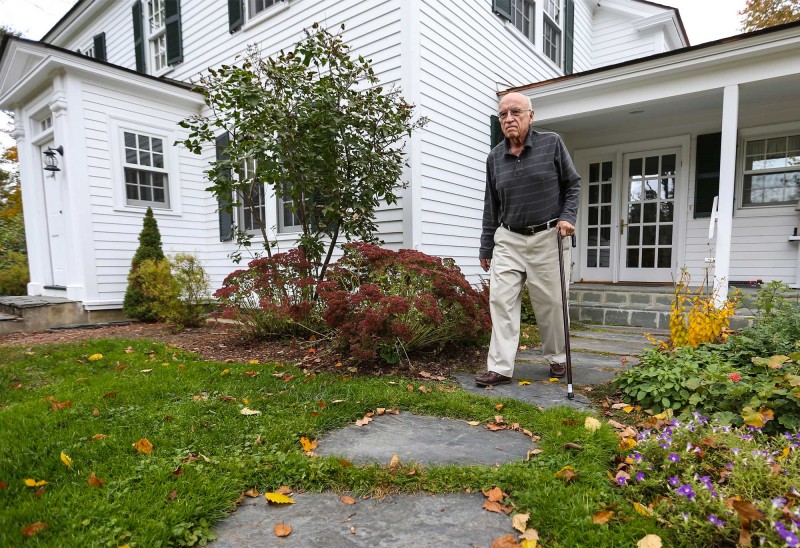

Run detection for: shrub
[[213, 248, 324, 339], [168, 253, 212, 328], [0, 250, 28, 295], [318, 242, 491, 364], [131, 258, 178, 323], [123, 208, 169, 321]]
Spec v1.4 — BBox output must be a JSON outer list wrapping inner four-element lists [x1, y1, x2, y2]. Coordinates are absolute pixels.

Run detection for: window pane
[[124, 132, 136, 148], [139, 150, 151, 166], [629, 158, 642, 177], [586, 249, 597, 268], [627, 248, 639, 268], [627, 226, 640, 246], [588, 206, 598, 225], [599, 249, 610, 268], [587, 228, 597, 246], [601, 183, 612, 203], [601, 205, 611, 224], [643, 203, 657, 223], [641, 248, 655, 268], [138, 135, 150, 150], [660, 178, 675, 200], [600, 227, 611, 244], [642, 225, 656, 246], [152, 138, 163, 153], [657, 249, 671, 268], [589, 185, 599, 204], [629, 181, 642, 201], [589, 163, 599, 183], [153, 153, 164, 169], [602, 162, 613, 181], [126, 148, 138, 164], [659, 202, 673, 223], [644, 180, 658, 200], [661, 154, 676, 176], [628, 204, 641, 224], [645, 156, 659, 177], [659, 225, 673, 245]]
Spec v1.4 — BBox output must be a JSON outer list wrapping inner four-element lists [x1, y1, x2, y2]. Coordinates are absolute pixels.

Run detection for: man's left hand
[[557, 220, 575, 238]]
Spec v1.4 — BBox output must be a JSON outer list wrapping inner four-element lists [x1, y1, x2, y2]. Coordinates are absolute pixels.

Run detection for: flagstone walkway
[[211, 325, 659, 547]]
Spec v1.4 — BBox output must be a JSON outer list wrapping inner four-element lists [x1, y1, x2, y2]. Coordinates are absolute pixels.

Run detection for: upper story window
[[148, 0, 168, 72], [543, 0, 562, 65], [123, 131, 170, 208], [249, 0, 280, 17], [39, 116, 53, 133], [741, 134, 800, 207], [82, 44, 96, 58], [510, 0, 535, 43]]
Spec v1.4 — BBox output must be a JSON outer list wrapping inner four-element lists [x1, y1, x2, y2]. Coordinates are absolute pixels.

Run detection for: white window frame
[[543, 0, 562, 67], [109, 118, 181, 215], [277, 183, 302, 234], [81, 43, 96, 58], [234, 159, 268, 235], [242, 0, 289, 30], [147, 0, 168, 74], [510, 0, 535, 44], [123, 130, 170, 209], [739, 130, 800, 209]]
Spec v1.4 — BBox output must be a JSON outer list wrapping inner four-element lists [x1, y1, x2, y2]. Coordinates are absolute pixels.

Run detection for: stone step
[[0, 296, 128, 334]]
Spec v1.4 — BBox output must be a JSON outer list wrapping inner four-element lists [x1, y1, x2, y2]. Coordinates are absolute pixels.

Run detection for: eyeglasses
[[498, 108, 531, 120]]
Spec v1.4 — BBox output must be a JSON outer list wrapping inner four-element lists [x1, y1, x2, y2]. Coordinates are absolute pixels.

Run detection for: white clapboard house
[[1, 0, 795, 314]]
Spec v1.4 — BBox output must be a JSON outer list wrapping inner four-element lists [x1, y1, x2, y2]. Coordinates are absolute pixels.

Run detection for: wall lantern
[[43, 145, 64, 172]]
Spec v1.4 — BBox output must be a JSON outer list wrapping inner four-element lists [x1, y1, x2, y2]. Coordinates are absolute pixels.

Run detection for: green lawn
[[0, 337, 758, 546]]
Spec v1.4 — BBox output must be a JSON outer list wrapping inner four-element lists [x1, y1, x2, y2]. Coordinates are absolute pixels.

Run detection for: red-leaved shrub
[[319, 242, 490, 363]]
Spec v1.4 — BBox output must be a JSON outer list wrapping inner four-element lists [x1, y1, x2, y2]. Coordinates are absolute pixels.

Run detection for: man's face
[[498, 94, 534, 140]]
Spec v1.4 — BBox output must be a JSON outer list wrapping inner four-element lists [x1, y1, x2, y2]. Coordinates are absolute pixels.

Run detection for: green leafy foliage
[[0, 250, 28, 295], [319, 243, 491, 363], [123, 208, 168, 321], [168, 253, 212, 328], [0, 145, 26, 295], [179, 24, 427, 279]]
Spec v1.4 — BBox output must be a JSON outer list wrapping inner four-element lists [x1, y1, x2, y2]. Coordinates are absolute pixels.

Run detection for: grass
[[0, 337, 784, 546]]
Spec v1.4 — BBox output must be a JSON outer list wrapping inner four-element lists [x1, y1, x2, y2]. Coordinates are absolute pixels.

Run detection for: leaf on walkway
[[486, 422, 508, 431], [265, 492, 295, 504], [520, 528, 539, 548], [243, 488, 260, 498], [133, 438, 153, 454], [355, 415, 372, 427], [512, 512, 529, 533], [467, 421, 481, 426], [492, 534, 520, 547], [483, 500, 504, 513], [637, 534, 662, 548], [339, 495, 357, 505], [518, 380, 531, 386], [21, 522, 47, 537], [87, 472, 105, 488], [276, 486, 293, 495], [274, 523, 292, 537], [60, 451, 73, 469], [300, 437, 318, 452], [483, 486, 506, 502]]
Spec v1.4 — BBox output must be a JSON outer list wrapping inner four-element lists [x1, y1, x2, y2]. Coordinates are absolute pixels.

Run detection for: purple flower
[[741, 434, 754, 442], [772, 497, 787, 509], [668, 453, 681, 463], [636, 471, 645, 482], [775, 521, 800, 547], [617, 476, 628, 486], [708, 514, 726, 527], [676, 484, 696, 500], [726, 462, 735, 470], [731, 447, 741, 455], [668, 476, 680, 487]]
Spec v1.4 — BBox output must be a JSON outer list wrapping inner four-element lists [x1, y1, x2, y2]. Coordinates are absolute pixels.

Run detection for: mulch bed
[[0, 321, 487, 380]]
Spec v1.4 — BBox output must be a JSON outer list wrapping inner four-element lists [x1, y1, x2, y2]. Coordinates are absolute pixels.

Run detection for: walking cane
[[556, 230, 574, 400]]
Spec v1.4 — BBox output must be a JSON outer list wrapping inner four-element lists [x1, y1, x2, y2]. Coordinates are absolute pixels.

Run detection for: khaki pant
[[487, 226, 571, 377]]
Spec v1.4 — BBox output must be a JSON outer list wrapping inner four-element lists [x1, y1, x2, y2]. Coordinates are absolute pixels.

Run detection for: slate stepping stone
[[454, 373, 592, 409], [212, 492, 513, 547], [317, 413, 536, 466]]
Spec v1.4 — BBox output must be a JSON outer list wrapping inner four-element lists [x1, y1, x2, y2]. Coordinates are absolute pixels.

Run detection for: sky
[[0, 0, 748, 149]]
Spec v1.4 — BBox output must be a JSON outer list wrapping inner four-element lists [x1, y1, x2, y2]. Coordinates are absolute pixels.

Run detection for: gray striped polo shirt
[[479, 130, 581, 259]]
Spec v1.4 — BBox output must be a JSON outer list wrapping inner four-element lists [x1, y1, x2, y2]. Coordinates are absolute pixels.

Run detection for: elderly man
[[475, 92, 581, 387]]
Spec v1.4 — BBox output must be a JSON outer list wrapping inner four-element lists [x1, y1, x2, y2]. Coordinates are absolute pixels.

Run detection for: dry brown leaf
[[87, 472, 105, 488], [593, 510, 614, 524], [563, 442, 583, 450], [484, 486, 506, 502], [637, 534, 662, 548], [21, 522, 47, 537], [355, 415, 373, 427], [244, 488, 260, 498], [495, 404, 504, 411], [483, 500, 504, 513], [494, 415, 505, 424], [386, 408, 400, 414], [388, 453, 401, 471], [739, 527, 752, 547], [512, 512, 529, 533], [92, 434, 107, 440], [418, 385, 429, 393], [171, 466, 183, 477], [33, 486, 45, 499], [274, 523, 292, 537], [92, 407, 100, 417], [240, 407, 261, 416], [555, 465, 578, 482], [732, 500, 766, 522], [166, 490, 177, 502], [300, 437, 318, 452], [607, 419, 627, 429], [132, 438, 153, 454], [467, 420, 481, 426], [491, 534, 520, 547], [526, 449, 543, 460], [376, 407, 385, 415], [0, 480, 7, 490], [102, 391, 117, 399], [520, 528, 539, 548], [486, 422, 509, 431], [243, 371, 260, 377], [340, 495, 357, 505], [350, 526, 356, 534], [276, 485, 293, 495], [49, 399, 72, 411]]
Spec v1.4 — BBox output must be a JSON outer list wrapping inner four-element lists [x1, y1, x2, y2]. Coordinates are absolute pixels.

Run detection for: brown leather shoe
[[475, 371, 512, 386], [549, 363, 567, 378]]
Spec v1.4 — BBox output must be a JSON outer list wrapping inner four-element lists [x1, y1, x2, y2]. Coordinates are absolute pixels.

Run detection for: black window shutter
[[564, 0, 575, 74], [694, 132, 722, 218], [216, 132, 235, 242], [490, 115, 503, 149], [165, 0, 183, 65], [492, 0, 513, 21], [132, 1, 146, 73], [93, 32, 106, 61], [228, 0, 244, 33]]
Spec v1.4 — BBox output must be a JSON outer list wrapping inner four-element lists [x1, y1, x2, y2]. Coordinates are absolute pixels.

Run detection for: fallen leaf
[[92, 408, 100, 416], [167, 490, 177, 502], [607, 419, 627, 429], [125, 346, 134, 353], [34, 486, 45, 499], [611, 403, 630, 409], [387, 408, 400, 414], [484, 486, 506, 502], [23, 479, 47, 487], [388, 453, 401, 471], [419, 385, 429, 393], [486, 422, 509, 431], [518, 380, 531, 386], [0, 480, 7, 490], [632, 502, 653, 516], [563, 442, 583, 450], [520, 528, 539, 548], [60, 451, 73, 469], [244, 488, 260, 497], [88, 354, 103, 361], [555, 465, 578, 482], [276, 486, 293, 495], [248, 359, 260, 364], [92, 434, 107, 440], [355, 415, 373, 427], [526, 449, 543, 460], [102, 391, 117, 399], [87, 472, 105, 488], [483, 500, 504, 513], [274, 523, 292, 537], [265, 492, 295, 504], [243, 371, 260, 377], [637, 534, 662, 548], [21, 522, 47, 537], [561, 419, 579, 425], [132, 438, 153, 455], [732, 500, 766, 522], [467, 421, 481, 426], [548, 378, 559, 383], [512, 512, 530, 533], [623, 406, 635, 413], [140, 369, 152, 374], [220, 369, 230, 376], [618, 437, 637, 451], [182, 454, 199, 463], [49, 399, 72, 411], [340, 495, 357, 505], [240, 407, 261, 416], [584, 417, 602, 432], [350, 526, 356, 534], [492, 534, 520, 547], [300, 437, 318, 452], [495, 403, 504, 411], [593, 510, 614, 524]]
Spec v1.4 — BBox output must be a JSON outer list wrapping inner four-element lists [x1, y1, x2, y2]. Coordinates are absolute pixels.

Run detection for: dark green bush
[[123, 208, 169, 321], [0, 250, 28, 295]]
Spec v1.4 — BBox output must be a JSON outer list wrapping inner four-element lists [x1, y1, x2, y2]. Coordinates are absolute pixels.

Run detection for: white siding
[[590, 7, 658, 68]]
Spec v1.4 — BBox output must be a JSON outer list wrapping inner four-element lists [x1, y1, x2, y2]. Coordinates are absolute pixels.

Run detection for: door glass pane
[[658, 225, 673, 245], [587, 249, 597, 268], [588, 207, 598, 225], [600, 227, 610, 244], [644, 180, 658, 200], [630, 181, 642, 201], [642, 248, 655, 268], [602, 161, 613, 181], [628, 204, 641, 223], [627, 226, 640, 246], [643, 203, 657, 223], [645, 156, 659, 177], [587, 228, 597, 246], [589, 163, 599, 182], [589, 185, 599, 203], [599, 249, 610, 268], [661, 154, 676, 175], [601, 205, 611, 224], [642, 225, 656, 246], [629, 158, 642, 177], [658, 248, 672, 268], [602, 183, 612, 202], [660, 178, 674, 199], [659, 202, 674, 222], [627, 248, 639, 268]]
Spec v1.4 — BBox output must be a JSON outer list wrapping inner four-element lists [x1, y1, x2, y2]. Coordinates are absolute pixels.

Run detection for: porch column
[[713, 85, 738, 307]]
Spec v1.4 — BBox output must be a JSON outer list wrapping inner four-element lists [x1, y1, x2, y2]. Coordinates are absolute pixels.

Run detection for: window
[[543, 0, 562, 65], [147, 0, 168, 72], [742, 134, 800, 207], [82, 44, 96, 58], [249, 0, 280, 17], [235, 159, 266, 233], [510, 0, 535, 43], [39, 116, 53, 133], [123, 131, 169, 208], [278, 183, 302, 233]]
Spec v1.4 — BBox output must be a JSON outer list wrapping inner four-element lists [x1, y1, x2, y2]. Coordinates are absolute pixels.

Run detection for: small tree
[[739, 0, 800, 32], [123, 207, 171, 321], [180, 23, 427, 285]]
